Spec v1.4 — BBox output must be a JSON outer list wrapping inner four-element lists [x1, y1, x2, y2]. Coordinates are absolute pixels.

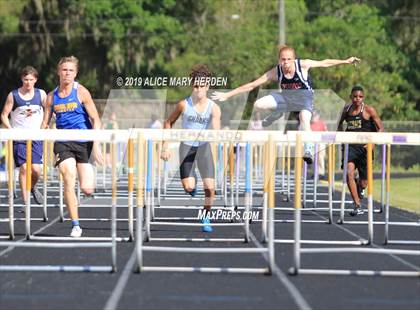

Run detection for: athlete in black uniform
[[338, 86, 384, 216]]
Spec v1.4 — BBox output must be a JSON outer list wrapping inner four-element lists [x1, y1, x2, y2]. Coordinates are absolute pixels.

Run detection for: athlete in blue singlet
[[212, 45, 361, 164], [1, 66, 46, 205], [41, 56, 103, 238], [161, 64, 221, 232]]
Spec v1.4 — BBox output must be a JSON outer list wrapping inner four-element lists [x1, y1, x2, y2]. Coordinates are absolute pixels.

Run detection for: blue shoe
[[188, 187, 197, 197], [201, 218, 213, 232]]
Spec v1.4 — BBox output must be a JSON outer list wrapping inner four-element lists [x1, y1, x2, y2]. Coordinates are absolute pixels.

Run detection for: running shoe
[[262, 110, 283, 127], [303, 144, 314, 165], [201, 218, 213, 233], [349, 203, 364, 216], [31, 187, 43, 205], [70, 226, 83, 238]]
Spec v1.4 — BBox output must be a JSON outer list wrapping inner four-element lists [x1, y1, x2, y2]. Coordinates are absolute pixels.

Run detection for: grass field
[[331, 175, 420, 214], [373, 176, 420, 214]]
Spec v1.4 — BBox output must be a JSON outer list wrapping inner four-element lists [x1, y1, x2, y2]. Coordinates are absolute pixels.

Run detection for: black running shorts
[[54, 141, 93, 167], [179, 142, 215, 180]]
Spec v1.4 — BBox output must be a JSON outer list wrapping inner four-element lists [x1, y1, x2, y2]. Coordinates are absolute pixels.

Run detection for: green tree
[[301, 3, 416, 120], [1, 0, 187, 99]]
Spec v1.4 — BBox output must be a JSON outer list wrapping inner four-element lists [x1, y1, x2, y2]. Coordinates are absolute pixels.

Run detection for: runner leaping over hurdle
[[338, 86, 384, 216], [212, 45, 360, 164], [161, 64, 221, 232]]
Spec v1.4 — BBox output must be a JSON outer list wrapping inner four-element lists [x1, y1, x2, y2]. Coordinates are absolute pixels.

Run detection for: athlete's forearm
[[1, 114, 12, 129], [161, 120, 172, 149], [320, 59, 348, 67], [40, 106, 52, 129], [226, 83, 257, 99]]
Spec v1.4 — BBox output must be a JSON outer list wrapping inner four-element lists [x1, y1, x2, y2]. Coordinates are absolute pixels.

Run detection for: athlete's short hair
[[20, 66, 38, 78], [351, 85, 364, 93], [57, 56, 79, 71], [189, 64, 212, 85], [278, 45, 296, 59]]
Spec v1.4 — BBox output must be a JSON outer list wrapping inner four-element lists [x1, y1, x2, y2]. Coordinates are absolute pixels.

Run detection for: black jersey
[[343, 103, 377, 132]]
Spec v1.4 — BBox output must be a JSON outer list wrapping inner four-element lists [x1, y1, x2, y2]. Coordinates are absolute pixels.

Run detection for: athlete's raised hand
[[211, 91, 229, 102], [346, 57, 361, 66]]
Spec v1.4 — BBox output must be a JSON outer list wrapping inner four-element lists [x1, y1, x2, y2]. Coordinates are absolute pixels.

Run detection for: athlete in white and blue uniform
[[161, 64, 221, 232], [212, 45, 360, 164], [1, 66, 46, 204], [10, 88, 45, 166], [179, 96, 215, 181], [42, 56, 103, 238]]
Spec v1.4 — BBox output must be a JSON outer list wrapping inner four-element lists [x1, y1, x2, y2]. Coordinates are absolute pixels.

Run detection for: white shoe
[[70, 226, 83, 238]]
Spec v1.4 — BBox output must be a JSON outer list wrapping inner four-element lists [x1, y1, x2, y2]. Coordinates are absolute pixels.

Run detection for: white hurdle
[[289, 131, 420, 277], [383, 144, 420, 245], [135, 131, 276, 274], [0, 129, 125, 273]]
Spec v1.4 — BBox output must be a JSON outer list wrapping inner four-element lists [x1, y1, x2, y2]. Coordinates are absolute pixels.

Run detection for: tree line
[[0, 0, 418, 121]]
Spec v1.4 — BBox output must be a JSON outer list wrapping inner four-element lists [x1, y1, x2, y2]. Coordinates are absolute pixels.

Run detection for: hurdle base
[[292, 268, 420, 277], [0, 265, 115, 273], [139, 266, 270, 274]]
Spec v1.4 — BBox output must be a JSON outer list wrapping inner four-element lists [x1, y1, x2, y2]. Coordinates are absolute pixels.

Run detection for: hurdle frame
[[289, 131, 420, 277], [0, 130, 122, 273], [135, 131, 276, 274]]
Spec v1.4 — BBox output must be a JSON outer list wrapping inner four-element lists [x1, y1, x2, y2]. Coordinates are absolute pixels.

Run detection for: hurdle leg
[[145, 140, 153, 241], [128, 138, 134, 241], [244, 143, 252, 243], [281, 143, 286, 194], [380, 144, 386, 213], [338, 144, 349, 224], [25, 140, 32, 240], [229, 143, 235, 211], [313, 143, 319, 208], [59, 172, 64, 222], [290, 134, 303, 275], [150, 142, 157, 220], [287, 142, 291, 202], [102, 142, 107, 192], [7, 140, 15, 240], [367, 143, 374, 244], [267, 135, 276, 274], [111, 134, 118, 272], [42, 141, 48, 221], [384, 144, 391, 244], [136, 133, 145, 272], [302, 162, 307, 208], [327, 143, 333, 224], [249, 143, 254, 216], [261, 142, 269, 242], [235, 144, 240, 207], [332, 144, 336, 195], [163, 161, 168, 196]]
